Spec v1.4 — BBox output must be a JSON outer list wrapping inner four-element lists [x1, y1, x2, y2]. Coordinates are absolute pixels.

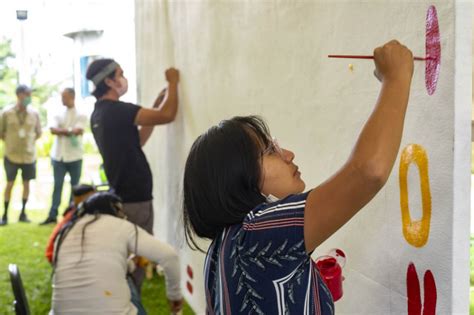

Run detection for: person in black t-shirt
[[86, 58, 179, 292]]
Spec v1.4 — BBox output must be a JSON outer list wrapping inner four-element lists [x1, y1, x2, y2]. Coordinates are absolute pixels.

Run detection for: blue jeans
[[47, 159, 82, 219], [128, 275, 147, 315]]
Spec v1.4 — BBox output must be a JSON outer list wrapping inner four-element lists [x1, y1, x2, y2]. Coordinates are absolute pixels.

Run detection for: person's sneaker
[[18, 214, 31, 223], [39, 217, 57, 225], [0, 217, 7, 226]]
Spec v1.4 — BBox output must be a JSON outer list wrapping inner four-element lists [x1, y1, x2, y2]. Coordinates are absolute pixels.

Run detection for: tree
[[0, 39, 18, 109]]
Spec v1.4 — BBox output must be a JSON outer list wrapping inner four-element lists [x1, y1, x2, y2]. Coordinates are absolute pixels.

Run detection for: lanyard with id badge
[[17, 110, 27, 139]]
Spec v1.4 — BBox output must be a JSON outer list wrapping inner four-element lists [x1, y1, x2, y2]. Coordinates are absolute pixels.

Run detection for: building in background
[[0, 0, 137, 114]]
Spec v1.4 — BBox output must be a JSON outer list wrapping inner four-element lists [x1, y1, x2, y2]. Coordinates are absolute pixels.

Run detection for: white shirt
[[52, 215, 182, 315], [49, 106, 87, 162]]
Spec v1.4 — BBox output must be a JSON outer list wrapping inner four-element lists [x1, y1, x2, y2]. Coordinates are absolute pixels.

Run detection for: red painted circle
[[425, 5, 441, 96], [186, 281, 193, 294], [187, 265, 194, 279]]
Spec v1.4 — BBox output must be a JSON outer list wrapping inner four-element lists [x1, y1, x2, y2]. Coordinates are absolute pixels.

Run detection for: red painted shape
[[422, 270, 437, 315], [425, 5, 441, 95], [335, 249, 346, 258], [406, 263, 438, 315], [407, 263, 422, 315], [186, 281, 193, 294], [187, 265, 194, 279]]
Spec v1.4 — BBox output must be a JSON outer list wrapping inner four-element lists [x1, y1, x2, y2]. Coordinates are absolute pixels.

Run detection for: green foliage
[[83, 135, 99, 155], [30, 76, 59, 127], [0, 38, 58, 127], [0, 39, 18, 110], [36, 132, 54, 158]]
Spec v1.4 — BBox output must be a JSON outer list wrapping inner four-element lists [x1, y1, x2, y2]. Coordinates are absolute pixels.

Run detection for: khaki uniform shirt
[[0, 105, 42, 164]]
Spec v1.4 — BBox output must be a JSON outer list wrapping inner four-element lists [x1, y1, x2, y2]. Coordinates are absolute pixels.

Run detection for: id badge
[[18, 128, 26, 138]]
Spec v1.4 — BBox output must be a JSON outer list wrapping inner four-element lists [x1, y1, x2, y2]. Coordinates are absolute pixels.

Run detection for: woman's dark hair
[[72, 184, 95, 197], [52, 192, 138, 272], [79, 192, 122, 217], [86, 58, 117, 99], [183, 116, 272, 251]]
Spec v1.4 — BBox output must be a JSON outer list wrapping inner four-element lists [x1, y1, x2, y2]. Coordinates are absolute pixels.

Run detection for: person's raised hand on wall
[[151, 67, 179, 108], [165, 67, 180, 85], [373, 40, 414, 84], [135, 67, 180, 128]]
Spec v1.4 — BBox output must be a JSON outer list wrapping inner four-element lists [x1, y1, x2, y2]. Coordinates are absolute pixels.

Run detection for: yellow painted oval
[[399, 144, 432, 248]]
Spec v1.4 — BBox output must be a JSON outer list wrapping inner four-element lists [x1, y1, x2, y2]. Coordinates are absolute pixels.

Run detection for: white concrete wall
[[135, 1, 471, 313]]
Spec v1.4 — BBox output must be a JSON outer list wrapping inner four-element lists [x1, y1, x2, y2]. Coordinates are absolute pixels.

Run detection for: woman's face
[[260, 138, 306, 199]]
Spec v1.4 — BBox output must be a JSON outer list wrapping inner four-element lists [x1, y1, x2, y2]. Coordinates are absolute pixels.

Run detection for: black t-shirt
[[91, 100, 153, 203]]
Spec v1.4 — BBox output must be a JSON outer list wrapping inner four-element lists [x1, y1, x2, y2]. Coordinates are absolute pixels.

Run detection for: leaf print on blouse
[[230, 229, 307, 314]]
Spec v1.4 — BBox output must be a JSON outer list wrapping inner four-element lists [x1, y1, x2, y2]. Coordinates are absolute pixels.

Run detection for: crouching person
[[45, 184, 96, 264], [50, 192, 183, 314]]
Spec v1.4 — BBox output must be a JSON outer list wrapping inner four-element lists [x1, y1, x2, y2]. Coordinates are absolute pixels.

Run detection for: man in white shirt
[[40, 88, 87, 225]]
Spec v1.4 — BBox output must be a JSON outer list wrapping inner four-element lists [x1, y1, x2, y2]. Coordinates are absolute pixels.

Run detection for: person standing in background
[[86, 59, 179, 292], [0, 85, 42, 226], [40, 88, 87, 225]]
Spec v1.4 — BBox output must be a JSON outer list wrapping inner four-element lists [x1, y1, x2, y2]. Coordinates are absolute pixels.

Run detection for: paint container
[[315, 249, 346, 302]]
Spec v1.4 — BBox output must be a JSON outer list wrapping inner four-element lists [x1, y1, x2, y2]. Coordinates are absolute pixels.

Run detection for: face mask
[[22, 96, 31, 107], [115, 77, 128, 97]]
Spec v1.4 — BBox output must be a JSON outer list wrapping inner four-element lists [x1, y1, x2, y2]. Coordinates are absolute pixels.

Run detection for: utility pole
[[16, 9, 30, 86]]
